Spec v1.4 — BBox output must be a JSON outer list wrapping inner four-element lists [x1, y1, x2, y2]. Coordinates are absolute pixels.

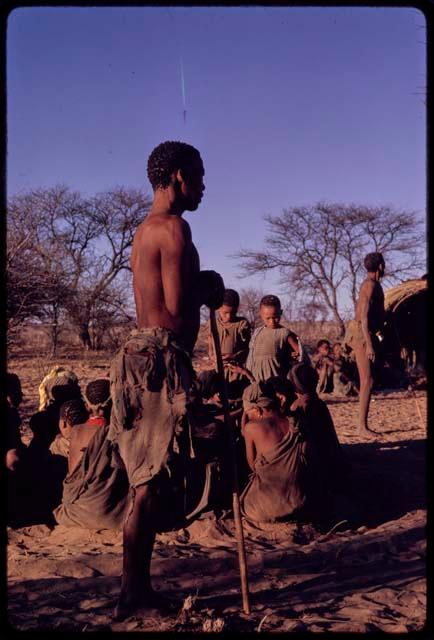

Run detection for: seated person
[[49, 398, 89, 459], [6, 372, 25, 472], [240, 380, 317, 524], [288, 363, 348, 492], [200, 289, 252, 402], [311, 339, 334, 394], [332, 342, 359, 396], [28, 371, 82, 454], [6, 373, 31, 527], [68, 378, 112, 474]]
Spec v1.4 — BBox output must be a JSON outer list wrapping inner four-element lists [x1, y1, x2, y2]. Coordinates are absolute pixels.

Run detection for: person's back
[[240, 381, 313, 524]]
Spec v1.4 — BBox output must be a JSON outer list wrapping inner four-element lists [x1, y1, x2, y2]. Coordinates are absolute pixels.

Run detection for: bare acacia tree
[[238, 287, 265, 330], [7, 186, 150, 350], [235, 202, 426, 336]]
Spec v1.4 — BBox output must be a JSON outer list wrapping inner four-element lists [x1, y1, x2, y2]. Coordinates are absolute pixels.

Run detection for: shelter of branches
[[383, 276, 427, 371]]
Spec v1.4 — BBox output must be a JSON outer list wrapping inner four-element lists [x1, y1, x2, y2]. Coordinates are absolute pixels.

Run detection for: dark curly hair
[[147, 140, 202, 190], [59, 398, 89, 426], [222, 289, 240, 308], [85, 379, 111, 406], [260, 294, 282, 311], [364, 252, 385, 273], [316, 339, 331, 350]]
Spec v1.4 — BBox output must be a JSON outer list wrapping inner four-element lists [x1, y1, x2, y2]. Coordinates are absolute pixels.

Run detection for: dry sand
[[7, 356, 427, 633]]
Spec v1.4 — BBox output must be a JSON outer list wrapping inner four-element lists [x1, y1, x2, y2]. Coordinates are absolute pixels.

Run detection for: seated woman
[[240, 380, 317, 524], [288, 363, 348, 493], [28, 369, 82, 454]]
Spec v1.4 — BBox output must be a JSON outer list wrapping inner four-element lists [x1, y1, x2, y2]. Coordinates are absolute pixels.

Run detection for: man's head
[[259, 295, 282, 329], [7, 373, 23, 408], [218, 289, 240, 323], [147, 140, 205, 211], [59, 398, 89, 439], [317, 339, 331, 356], [364, 252, 385, 279], [242, 380, 278, 420], [84, 378, 112, 419]]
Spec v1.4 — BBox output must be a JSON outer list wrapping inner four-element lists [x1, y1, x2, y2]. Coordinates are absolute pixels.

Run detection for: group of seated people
[[6, 288, 350, 532], [310, 339, 359, 396]]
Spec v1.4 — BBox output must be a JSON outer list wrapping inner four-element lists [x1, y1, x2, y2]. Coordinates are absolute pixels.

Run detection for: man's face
[[260, 305, 281, 329], [218, 304, 236, 323], [179, 156, 205, 211], [377, 262, 385, 279]]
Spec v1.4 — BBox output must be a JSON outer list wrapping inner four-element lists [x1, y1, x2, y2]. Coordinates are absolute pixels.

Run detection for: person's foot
[[358, 426, 377, 438], [113, 588, 181, 621]]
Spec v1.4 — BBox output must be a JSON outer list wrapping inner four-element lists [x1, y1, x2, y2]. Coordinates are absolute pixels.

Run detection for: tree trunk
[[79, 323, 92, 350]]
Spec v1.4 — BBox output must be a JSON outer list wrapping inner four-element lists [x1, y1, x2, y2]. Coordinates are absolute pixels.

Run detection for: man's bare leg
[[354, 343, 376, 436], [114, 483, 180, 620]]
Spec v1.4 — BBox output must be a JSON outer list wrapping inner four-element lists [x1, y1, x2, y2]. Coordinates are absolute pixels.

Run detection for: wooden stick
[[210, 308, 251, 615]]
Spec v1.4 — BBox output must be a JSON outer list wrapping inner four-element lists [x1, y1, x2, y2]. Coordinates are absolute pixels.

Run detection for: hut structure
[[383, 276, 427, 371]]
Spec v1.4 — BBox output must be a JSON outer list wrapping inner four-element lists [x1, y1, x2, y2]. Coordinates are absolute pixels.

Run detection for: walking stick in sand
[[209, 308, 251, 615]]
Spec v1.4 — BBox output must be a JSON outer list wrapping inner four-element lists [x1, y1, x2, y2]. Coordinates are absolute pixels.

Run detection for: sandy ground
[[7, 356, 427, 633]]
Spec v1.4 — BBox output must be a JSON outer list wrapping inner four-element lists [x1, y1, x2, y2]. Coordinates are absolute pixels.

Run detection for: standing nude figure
[[108, 141, 223, 619], [345, 252, 385, 435]]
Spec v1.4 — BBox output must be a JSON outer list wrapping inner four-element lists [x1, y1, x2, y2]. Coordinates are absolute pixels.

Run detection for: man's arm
[[160, 217, 192, 330], [359, 280, 376, 362]]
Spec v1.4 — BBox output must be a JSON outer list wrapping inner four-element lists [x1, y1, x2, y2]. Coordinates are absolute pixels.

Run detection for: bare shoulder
[[360, 278, 375, 296]]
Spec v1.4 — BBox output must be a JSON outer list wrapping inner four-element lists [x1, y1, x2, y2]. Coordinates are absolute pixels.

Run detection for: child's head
[[218, 289, 240, 323], [316, 339, 331, 356], [288, 363, 319, 395], [259, 295, 282, 329], [7, 373, 23, 408], [59, 398, 89, 439], [332, 342, 342, 358], [242, 380, 278, 420], [84, 378, 112, 419], [267, 376, 296, 411]]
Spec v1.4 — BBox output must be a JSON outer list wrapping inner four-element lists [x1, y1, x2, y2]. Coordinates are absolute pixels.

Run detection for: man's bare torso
[[131, 213, 201, 352]]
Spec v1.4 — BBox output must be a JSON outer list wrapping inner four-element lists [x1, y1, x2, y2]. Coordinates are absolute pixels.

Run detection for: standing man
[[345, 252, 385, 435], [108, 141, 224, 619]]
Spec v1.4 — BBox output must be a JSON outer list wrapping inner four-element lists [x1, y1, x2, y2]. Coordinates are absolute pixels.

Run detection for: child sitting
[[246, 294, 307, 382], [311, 339, 334, 394], [332, 342, 359, 396]]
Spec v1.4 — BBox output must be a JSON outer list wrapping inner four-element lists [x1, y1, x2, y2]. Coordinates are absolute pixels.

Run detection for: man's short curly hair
[[147, 140, 202, 190], [260, 294, 282, 311], [364, 252, 385, 273]]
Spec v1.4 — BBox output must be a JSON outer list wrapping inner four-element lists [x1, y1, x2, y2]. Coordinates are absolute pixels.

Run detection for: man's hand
[[199, 270, 225, 309], [366, 344, 376, 362], [6, 449, 21, 472]]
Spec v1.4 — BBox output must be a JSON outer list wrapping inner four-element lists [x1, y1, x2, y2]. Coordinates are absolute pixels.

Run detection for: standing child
[[200, 288, 251, 400], [246, 294, 306, 382]]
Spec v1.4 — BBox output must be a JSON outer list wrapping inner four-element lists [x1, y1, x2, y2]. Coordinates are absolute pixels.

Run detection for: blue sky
[[7, 6, 426, 312]]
